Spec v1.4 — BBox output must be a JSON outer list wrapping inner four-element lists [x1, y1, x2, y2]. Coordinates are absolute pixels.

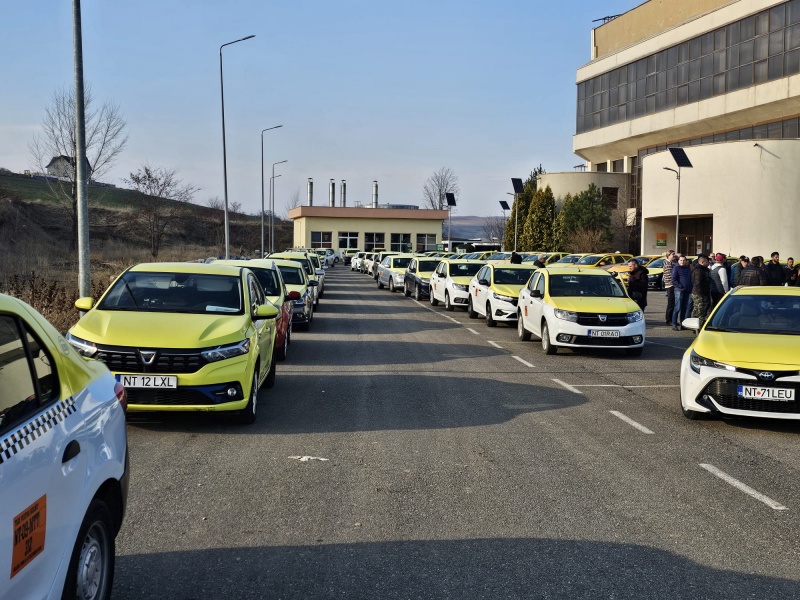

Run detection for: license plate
[[116, 375, 177, 389], [588, 330, 620, 338], [737, 385, 795, 402]]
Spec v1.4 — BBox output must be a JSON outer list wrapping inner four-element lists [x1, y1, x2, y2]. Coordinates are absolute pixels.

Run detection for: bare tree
[[283, 189, 301, 217], [569, 227, 608, 253], [124, 165, 199, 258], [29, 86, 128, 249], [422, 167, 460, 210], [482, 215, 506, 244], [206, 196, 224, 211]]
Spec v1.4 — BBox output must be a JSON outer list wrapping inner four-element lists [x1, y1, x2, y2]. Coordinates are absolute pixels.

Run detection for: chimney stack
[[307, 178, 313, 206], [340, 180, 347, 207], [372, 180, 378, 208], [329, 179, 335, 207]]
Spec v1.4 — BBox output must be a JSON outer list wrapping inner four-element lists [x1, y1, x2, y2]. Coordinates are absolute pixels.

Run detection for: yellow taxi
[[549, 253, 590, 266], [680, 287, 800, 421], [467, 263, 538, 326], [563, 253, 634, 269], [607, 255, 662, 286]]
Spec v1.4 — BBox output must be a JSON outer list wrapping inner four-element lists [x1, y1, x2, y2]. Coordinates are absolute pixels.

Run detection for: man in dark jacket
[[533, 254, 547, 268], [738, 256, 768, 286], [509, 252, 522, 264], [764, 252, 785, 286], [732, 255, 748, 285], [691, 255, 712, 328], [671, 255, 692, 330], [627, 258, 649, 311]]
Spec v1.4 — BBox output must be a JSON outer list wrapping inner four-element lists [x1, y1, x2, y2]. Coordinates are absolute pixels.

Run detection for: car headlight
[[627, 311, 643, 323], [554, 309, 578, 322], [493, 293, 516, 303], [66, 332, 97, 357], [647, 274, 658, 280], [451, 283, 468, 291], [201, 339, 251, 363], [689, 350, 737, 374]]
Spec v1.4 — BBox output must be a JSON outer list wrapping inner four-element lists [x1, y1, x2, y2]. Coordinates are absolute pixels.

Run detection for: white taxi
[[517, 267, 645, 356], [468, 263, 538, 327], [429, 260, 485, 311], [0, 294, 128, 600]]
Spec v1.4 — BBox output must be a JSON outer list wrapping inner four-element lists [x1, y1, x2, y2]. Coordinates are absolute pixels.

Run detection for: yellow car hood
[[285, 284, 308, 295], [491, 284, 524, 297], [548, 296, 639, 313], [693, 332, 800, 369], [451, 276, 473, 285], [72, 310, 250, 348]]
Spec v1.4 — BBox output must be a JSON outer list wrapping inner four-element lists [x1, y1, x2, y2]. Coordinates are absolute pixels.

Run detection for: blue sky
[[2, 0, 637, 217]]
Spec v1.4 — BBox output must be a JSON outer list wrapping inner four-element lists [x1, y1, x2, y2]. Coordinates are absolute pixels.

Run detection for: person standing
[[709, 253, 729, 307], [671, 255, 692, 330], [627, 258, 649, 311], [764, 251, 785, 286], [509, 251, 522, 264], [786, 257, 797, 286], [533, 254, 547, 268], [732, 255, 748, 286], [691, 255, 712, 328], [662, 250, 677, 325], [738, 256, 768, 286]]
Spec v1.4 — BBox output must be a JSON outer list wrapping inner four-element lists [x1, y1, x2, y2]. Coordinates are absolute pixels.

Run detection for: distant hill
[[446, 215, 490, 240]]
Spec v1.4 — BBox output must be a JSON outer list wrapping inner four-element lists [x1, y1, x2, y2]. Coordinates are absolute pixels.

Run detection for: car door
[[431, 262, 446, 301], [247, 273, 272, 382], [528, 271, 546, 336], [472, 266, 490, 316], [0, 314, 88, 599]]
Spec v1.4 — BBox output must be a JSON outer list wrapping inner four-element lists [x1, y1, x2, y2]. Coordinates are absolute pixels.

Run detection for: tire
[[485, 302, 497, 327], [265, 354, 277, 389], [377, 278, 384, 289], [404, 283, 411, 297], [430, 291, 439, 306], [625, 347, 643, 357], [237, 369, 259, 424], [415, 285, 423, 301], [62, 498, 115, 600], [518, 312, 531, 341], [541, 321, 557, 355], [467, 297, 478, 319], [444, 292, 454, 311], [389, 279, 396, 293]]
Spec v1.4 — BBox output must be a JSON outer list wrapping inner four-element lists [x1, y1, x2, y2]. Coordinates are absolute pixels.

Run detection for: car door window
[[536, 274, 546, 295], [247, 274, 264, 313], [529, 273, 540, 292]]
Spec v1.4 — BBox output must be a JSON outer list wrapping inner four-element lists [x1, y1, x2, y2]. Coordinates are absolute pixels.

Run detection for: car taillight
[[114, 381, 128, 413]]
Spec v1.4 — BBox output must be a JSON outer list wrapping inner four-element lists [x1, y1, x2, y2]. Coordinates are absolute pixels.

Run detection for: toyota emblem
[[758, 372, 775, 382]]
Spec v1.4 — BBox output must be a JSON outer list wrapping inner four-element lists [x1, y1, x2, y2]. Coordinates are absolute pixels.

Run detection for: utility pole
[[73, 0, 90, 297]]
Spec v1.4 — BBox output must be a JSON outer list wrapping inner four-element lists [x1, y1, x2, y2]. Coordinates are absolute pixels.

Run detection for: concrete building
[[572, 0, 800, 258]]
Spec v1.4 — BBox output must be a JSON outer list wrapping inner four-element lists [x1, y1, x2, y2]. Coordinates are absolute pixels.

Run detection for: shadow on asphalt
[[113, 538, 800, 599]]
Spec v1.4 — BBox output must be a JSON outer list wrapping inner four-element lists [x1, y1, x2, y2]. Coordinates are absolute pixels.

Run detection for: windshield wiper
[[704, 325, 733, 332]]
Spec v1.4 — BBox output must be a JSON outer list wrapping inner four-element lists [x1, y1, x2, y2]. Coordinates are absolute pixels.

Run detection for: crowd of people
[[660, 250, 798, 331]]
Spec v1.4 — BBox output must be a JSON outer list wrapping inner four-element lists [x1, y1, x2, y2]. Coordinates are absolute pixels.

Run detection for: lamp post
[[270, 160, 287, 253], [220, 34, 255, 260], [506, 193, 518, 252], [664, 147, 693, 254], [260, 125, 282, 257], [499, 200, 510, 252]]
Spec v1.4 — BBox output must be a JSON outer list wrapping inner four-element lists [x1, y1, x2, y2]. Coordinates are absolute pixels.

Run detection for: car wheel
[[63, 499, 115, 600], [625, 347, 643, 357], [276, 328, 288, 361], [389, 279, 396, 293], [445, 292, 454, 311], [287, 322, 292, 345], [518, 312, 531, 341], [265, 354, 277, 389], [414, 284, 422, 301], [308, 307, 314, 325], [404, 283, 411, 297], [486, 302, 497, 327], [541, 321, 557, 355], [237, 370, 259, 424], [377, 278, 384, 289], [430, 291, 439, 306], [467, 297, 478, 319]]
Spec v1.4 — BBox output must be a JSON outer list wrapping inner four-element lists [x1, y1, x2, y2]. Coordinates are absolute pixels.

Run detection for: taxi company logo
[[758, 372, 775, 382], [598, 315, 607, 322], [139, 350, 157, 366]]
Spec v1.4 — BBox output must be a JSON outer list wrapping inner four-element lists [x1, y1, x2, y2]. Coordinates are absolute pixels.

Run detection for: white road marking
[[609, 411, 654, 434], [289, 456, 330, 462], [512, 355, 535, 368], [466, 328, 480, 335], [487, 341, 503, 349], [446, 316, 460, 323], [552, 378, 583, 394], [700, 463, 788, 510]]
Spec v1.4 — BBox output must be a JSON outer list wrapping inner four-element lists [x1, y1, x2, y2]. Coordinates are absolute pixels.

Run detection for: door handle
[[62, 440, 80, 463]]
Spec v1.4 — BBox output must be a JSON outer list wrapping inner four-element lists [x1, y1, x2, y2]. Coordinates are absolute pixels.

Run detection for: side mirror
[[478, 279, 489, 286], [308, 280, 319, 287], [531, 290, 542, 298], [316, 268, 325, 276], [681, 317, 701, 331], [287, 291, 301, 300], [75, 297, 95, 311], [254, 303, 279, 319]]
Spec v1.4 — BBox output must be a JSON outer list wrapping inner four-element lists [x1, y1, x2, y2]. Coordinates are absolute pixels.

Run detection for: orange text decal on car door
[[11, 495, 46, 578]]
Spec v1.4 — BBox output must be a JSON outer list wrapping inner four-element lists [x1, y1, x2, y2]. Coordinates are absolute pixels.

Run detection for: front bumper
[[447, 287, 470, 306], [489, 298, 518, 321], [546, 318, 646, 349], [680, 356, 800, 419]]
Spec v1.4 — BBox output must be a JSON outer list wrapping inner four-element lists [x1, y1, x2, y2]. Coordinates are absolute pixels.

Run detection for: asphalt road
[[114, 267, 800, 599]]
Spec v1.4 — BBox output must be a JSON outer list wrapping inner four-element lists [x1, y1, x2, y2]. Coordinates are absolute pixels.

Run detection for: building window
[[310, 231, 333, 248], [390, 233, 412, 252], [416, 234, 437, 251], [612, 159, 625, 173], [364, 233, 385, 252], [602, 187, 619, 209], [595, 162, 608, 172], [338, 231, 358, 249]]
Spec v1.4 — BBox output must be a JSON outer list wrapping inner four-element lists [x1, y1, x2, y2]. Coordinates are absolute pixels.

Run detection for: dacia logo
[[599, 315, 607, 322], [758, 371, 775, 382], [139, 350, 157, 366]]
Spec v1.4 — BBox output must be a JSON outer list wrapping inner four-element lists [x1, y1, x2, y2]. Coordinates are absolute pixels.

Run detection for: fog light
[[632, 335, 643, 344], [702, 394, 710, 401], [226, 387, 238, 397], [557, 333, 571, 342]]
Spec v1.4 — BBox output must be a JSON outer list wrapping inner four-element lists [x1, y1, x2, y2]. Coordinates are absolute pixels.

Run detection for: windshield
[[248, 268, 281, 296], [548, 274, 627, 298], [486, 253, 508, 260], [392, 257, 412, 269], [417, 260, 440, 272], [98, 271, 243, 314], [556, 255, 580, 263], [449, 263, 483, 277], [707, 295, 800, 334], [494, 268, 536, 285], [576, 255, 603, 265], [277, 265, 305, 285]]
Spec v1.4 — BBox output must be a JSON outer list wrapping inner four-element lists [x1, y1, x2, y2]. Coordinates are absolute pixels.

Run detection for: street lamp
[[270, 160, 287, 253], [510, 178, 524, 253], [261, 125, 282, 257], [664, 147, 693, 254], [499, 200, 510, 251], [220, 34, 255, 260]]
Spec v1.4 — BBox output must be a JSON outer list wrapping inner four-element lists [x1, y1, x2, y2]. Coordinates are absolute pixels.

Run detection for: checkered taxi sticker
[[0, 398, 77, 466]]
